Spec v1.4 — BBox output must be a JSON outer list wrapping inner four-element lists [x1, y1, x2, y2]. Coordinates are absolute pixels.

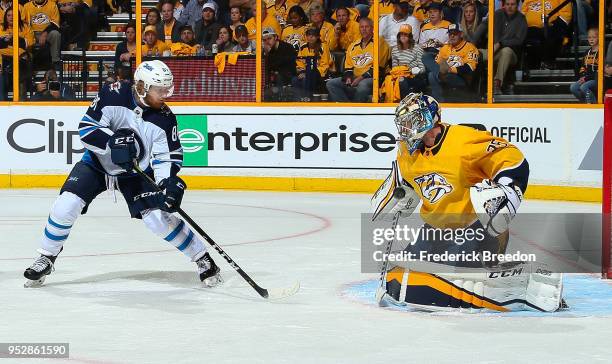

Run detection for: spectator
[[57, 0, 87, 51], [232, 24, 256, 53], [173, 0, 185, 20], [171, 24, 203, 55], [195, 2, 223, 51], [460, 1, 487, 49], [418, 2, 451, 52], [23, 0, 62, 68], [292, 27, 331, 100], [158, 0, 184, 44], [0, 7, 33, 101], [142, 25, 170, 56], [309, 5, 335, 49], [379, 0, 420, 48], [522, 0, 572, 69], [262, 26, 297, 100], [570, 27, 598, 103], [443, 0, 463, 25], [296, 0, 321, 21], [215, 25, 236, 52], [268, 0, 293, 28], [282, 5, 308, 51], [427, 23, 479, 101], [575, 0, 594, 38], [378, 0, 395, 18], [326, 17, 376, 102], [391, 24, 426, 97], [332, 7, 360, 51], [31, 69, 76, 101], [262, 2, 282, 41], [419, 2, 451, 72], [493, 0, 526, 95], [114, 21, 136, 78], [229, 6, 244, 37], [180, 0, 218, 28], [145, 7, 162, 28], [412, 0, 432, 23]]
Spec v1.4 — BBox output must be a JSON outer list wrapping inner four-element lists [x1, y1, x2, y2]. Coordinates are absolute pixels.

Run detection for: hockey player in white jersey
[[23, 60, 222, 288]]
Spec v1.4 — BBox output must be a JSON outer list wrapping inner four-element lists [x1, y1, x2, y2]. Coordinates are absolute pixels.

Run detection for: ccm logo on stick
[[7, 119, 84, 164]]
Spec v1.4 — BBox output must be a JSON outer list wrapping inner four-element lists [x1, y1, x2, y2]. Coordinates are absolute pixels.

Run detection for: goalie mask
[[394, 93, 441, 153], [133, 60, 174, 106]]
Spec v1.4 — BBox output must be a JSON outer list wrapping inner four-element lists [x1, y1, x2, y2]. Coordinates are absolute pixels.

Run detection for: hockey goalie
[[371, 93, 564, 313]]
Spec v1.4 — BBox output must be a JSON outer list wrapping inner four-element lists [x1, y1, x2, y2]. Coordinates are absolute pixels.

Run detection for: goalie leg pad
[[382, 263, 563, 312], [142, 209, 207, 261]]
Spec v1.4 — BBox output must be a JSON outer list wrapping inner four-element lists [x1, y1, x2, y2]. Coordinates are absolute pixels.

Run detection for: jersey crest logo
[[31, 13, 50, 25], [414, 173, 453, 203], [486, 140, 508, 153], [352, 52, 373, 68]]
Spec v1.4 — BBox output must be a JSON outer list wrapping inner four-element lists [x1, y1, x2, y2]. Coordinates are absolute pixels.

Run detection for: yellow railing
[[0, 0, 605, 108]]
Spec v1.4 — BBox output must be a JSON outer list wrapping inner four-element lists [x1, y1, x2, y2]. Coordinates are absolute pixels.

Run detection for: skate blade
[[24, 277, 46, 288], [202, 274, 223, 288]]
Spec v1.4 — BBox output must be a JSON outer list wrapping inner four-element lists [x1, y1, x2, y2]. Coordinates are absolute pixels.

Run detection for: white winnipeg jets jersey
[[78, 81, 183, 182]]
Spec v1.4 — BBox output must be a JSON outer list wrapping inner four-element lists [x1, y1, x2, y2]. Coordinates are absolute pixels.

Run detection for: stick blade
[[264, 281, 300, 300]]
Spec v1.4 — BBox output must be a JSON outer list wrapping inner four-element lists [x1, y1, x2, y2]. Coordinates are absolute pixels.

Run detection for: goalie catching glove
[[158, 176, 186, 213], [470, 177, 523, 237], [371, 160, 420, 221]]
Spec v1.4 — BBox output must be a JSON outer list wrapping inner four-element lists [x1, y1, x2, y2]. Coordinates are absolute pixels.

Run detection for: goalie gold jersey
[[396, 123, 528, 229]]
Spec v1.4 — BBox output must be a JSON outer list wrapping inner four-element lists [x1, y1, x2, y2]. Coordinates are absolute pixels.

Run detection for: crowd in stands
[[0, 0, 605, 103], [0, 0, 129, 100]]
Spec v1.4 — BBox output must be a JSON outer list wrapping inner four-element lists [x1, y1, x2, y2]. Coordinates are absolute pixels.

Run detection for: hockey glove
[[109, 129, 138, 172], [158, 176, 187, 213], [470, 177, 523, 237]]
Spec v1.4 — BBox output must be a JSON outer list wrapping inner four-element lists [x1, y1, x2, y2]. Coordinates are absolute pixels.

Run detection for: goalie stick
[[133, 164, 299, 300], [376, 202, 403, 302]]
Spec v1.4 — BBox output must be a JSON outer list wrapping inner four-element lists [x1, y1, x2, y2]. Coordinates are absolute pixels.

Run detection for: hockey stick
[[133, 165, 299, 300], [375, 210, 402, 305]]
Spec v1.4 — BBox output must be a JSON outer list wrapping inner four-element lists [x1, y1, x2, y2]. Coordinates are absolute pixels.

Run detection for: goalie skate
[[196, 253, 222, 288], [23, 255, 56, 288]]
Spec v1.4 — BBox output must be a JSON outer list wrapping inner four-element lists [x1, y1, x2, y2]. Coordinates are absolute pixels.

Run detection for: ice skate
[[24, 254, 58, 288], [196, 252, 222, 288]]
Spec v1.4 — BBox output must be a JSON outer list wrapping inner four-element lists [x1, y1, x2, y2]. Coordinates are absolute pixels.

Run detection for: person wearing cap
[[232, 24, 256, 53], [379, 0, 420, 48], [332, 7, 361, 51], [142, 25, 170, 57], [171, 24, 203, 56], [158, 0, 184, 45], [427, 23, 479, 101], [194, 2, 223, 51], [391, 23, 426, 96], [292, 27, 331, 100], [282, 5, 308, 51], [262, 26, 298, 100], [308, 4, 336, 50], [179, 0, 219, 28], [326, 17, 378, 102], [418, 2, 451, 53]]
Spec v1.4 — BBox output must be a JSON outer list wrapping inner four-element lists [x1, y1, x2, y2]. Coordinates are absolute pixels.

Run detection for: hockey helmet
[[134, 60, 174, 104], [394, 92, 441, 153]]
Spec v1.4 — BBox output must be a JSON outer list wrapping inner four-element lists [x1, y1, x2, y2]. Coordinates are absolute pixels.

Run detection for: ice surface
[[1, 190, 611, 364]]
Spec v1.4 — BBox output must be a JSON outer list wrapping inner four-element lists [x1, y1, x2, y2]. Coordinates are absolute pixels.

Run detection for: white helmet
[[394, 92, 441, 153], [133, 60, 174, 105]]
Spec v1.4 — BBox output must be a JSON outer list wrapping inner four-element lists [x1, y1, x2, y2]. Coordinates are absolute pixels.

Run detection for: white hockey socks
[[39, 192, 86, 257], [142, 209, 206, 261]]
